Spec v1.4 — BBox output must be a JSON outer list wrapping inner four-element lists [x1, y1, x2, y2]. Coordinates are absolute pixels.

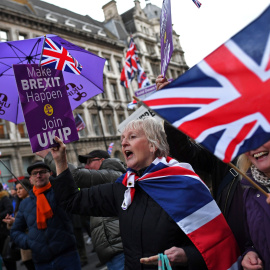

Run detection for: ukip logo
[[0, 93, 10, 115], [44, 104, 53, 116]]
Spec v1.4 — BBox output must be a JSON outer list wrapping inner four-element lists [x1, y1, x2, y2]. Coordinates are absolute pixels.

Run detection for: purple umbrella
[[0, 34, 105, 124]]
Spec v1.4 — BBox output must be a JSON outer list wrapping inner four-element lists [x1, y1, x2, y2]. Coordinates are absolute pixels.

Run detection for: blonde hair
[[237, 154, 252, 173], [123, 117, 169, 158]]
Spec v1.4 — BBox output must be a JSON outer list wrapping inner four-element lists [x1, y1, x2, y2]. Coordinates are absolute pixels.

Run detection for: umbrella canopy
[[7, 176, 25, 183], [0, 34, 105, 124]]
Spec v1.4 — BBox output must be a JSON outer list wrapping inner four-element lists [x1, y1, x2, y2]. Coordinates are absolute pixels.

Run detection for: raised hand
[[50, 136, 68, 175], [156, 74, 170, 90]]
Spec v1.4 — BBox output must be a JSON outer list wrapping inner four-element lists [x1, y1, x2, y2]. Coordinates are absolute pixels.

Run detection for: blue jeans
[[106, 252, 125, 270], [35, 250, 81, 270]]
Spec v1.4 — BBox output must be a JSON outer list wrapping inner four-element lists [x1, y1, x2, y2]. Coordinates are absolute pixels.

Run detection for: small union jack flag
[[107, 142, 114, 155], [192, 0, 202, 8], [40, 37, 83, 75], [120, 38, 150, 89], [143, 6, 270, 163], [74, 114, 86, 131]]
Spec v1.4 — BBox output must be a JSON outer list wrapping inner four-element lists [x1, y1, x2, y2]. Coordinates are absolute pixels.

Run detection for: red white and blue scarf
[[116, 156, 240, 270]]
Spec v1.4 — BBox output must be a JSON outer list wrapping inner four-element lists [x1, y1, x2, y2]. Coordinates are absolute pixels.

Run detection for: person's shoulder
[[0, 190, 10, 200], [101, 158, 126, 172]]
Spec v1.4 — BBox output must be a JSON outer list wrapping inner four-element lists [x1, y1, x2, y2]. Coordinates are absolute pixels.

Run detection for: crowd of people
[[0, 75, 269, 270]]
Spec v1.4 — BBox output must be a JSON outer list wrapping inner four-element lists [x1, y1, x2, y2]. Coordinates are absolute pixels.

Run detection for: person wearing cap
[[37, 148, 126, 270], [10, 161, 81, 270]]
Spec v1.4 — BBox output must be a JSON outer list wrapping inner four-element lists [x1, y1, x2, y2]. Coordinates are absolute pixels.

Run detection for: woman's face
[[245, 140, 270, 177], [121, 127, 155, 171], [16, 183, 28, 199]]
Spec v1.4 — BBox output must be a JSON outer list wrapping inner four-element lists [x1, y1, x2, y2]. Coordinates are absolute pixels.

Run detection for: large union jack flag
[[116, 157, 240, 269], [143, 6, 270, 163], [120, 38, 150, 89], [40, 37, 83, 75]]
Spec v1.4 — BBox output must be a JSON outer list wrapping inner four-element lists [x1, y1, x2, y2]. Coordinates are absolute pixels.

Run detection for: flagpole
[[133, 95, 269, 198], [0, 159, 29, 192], [38, 35, 46, 66], [228, 162, 268, 197]]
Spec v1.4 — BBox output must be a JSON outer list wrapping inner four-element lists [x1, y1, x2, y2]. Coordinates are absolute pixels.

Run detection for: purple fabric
[[242, 174, 270, 269], [13, 64, 79, 152], [0, 34, 105, 124], [160, 0, 173, 77]]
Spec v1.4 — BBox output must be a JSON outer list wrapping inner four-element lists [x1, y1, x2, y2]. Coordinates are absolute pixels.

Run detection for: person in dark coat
[[3, 178, 35, 270], [0, 182, 16, 270], [49, 118, 239, 270], [10, 162, 81, 270], [238, 141, 270, 270]]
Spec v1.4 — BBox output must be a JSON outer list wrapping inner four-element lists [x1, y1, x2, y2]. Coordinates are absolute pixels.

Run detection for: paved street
[[3, 234, 108, 270]]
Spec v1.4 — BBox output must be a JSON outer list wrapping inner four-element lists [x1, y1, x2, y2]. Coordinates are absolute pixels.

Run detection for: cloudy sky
[[42, 0, 269, 67]]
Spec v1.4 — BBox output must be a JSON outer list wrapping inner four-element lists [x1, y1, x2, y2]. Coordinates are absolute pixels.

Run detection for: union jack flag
[[120, 38, 150, 89], [143, 6, 270, 163], [116, 157, 240, 269], [40, 37, 83, 75], [107, 142, 114, 155], [192, 0, 202, 8], [74, 114, 85, 131]]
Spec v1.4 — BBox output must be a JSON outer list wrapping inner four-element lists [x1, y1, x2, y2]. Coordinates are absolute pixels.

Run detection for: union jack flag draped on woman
[[116, 156, 240, 270]]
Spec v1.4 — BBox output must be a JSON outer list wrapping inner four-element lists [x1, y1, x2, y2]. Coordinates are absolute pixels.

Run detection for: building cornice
[[0, 7, 125, 49]]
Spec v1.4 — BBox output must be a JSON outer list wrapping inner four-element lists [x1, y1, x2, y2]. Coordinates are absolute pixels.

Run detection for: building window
[[91, 114, 101, 136], [105, 58, 112, 72], [124, 87, 130, 102], [18, 33, 27, 40], [116, 60, 122, 73], [105, 114, 115, 135], [0, 30, 8, 42], [18, 123, 28, 138], [110, 84, 119, 100], [151, 63, 160, 77], [118, 114, 125, 125], [101, 89, 107, 99], [101, 77, 107, 99], [0, 119, 9, 139], [22, 156, 34, 175], [170, 69, 175, 78], [145, 42, 155, 54], [0, 158, 12, 188]]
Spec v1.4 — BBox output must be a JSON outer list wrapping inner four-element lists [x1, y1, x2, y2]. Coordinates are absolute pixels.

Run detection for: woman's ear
[[149, 144, 156, 154]]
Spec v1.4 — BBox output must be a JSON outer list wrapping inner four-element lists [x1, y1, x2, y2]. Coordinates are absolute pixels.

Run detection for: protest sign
[[160, 0, 174, 77], [118, 106, 163, 133], [13, 64, 79, 152], [134, 79, 174, 101]]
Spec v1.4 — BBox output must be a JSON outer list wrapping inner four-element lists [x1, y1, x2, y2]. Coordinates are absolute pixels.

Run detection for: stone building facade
[[0, 0, 188, 186]]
